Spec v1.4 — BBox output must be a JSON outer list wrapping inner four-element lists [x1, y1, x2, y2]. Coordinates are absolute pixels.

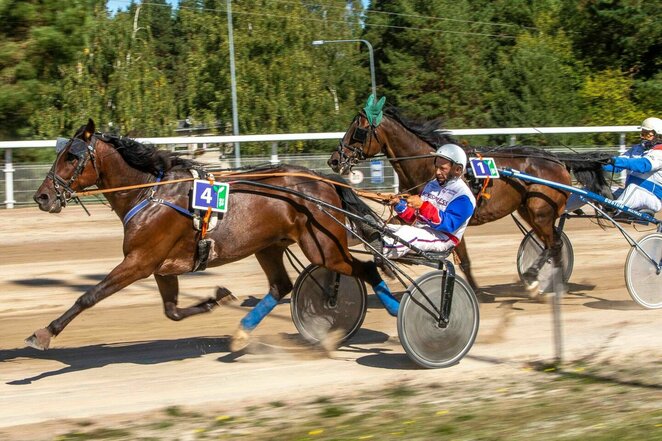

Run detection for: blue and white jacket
[[603, 144, 662, 199], [393, 177, 476, 244]]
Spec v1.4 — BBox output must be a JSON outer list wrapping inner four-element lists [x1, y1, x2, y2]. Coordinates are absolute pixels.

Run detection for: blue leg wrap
[[240, 293, 279, 331], [373, 281, 399, 317]]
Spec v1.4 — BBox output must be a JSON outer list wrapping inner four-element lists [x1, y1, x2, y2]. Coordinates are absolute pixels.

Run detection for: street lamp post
[[312, 39, 376, 98], [227, 0, 240, 167]]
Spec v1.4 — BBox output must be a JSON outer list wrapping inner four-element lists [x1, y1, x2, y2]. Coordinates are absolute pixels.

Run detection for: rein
[[70, 170, 397, 204]]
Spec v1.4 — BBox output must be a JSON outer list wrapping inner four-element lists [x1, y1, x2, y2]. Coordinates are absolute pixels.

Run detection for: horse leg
[[453, 239, 494, 303], [25, 254, 156, 350], [230, 246, 293, 352], [354, 260, 400, 316], [298, 230, 400, 317], [154, 274, 236, 321], [518, 205, 563, 298]]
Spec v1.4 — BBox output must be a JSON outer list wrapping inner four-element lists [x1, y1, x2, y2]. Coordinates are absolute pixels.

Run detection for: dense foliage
[[1, 0, 660, 159]]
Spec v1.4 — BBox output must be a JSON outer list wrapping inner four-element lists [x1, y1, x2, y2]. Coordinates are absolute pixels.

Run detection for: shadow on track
[[1, 336, 229, 385]]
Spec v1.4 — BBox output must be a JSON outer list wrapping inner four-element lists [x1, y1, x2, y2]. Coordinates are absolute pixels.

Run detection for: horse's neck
[[97, 146, 154, 215], [380, 117, 435, 193]]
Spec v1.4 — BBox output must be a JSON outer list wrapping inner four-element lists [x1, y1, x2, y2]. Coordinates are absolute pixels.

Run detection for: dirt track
[[1, 205, 661, 438]]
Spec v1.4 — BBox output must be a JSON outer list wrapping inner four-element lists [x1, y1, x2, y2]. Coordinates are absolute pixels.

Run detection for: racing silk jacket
[[603, 144, 662, 200], [622, 142, 648, 158], [393, 177, 476, 244], [620, 142, 648, 186]]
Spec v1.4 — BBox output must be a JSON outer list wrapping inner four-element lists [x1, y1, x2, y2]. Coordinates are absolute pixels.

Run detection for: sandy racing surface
[[1, 204, 661, 438]]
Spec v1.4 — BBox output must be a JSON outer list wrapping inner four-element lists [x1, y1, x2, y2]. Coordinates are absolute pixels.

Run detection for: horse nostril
[[34, 193, 49, 204]]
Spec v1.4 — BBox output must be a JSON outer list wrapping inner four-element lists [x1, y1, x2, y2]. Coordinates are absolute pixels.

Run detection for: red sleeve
[[396, 206, 417, 224], [418, 201, 441, 224]]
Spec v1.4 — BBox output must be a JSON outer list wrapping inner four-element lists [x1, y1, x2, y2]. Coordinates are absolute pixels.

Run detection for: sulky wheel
[[517, 229, 574, 292], [291, 264, 367, 344], [397, 271, 479, 369], [624, 232, 662, 309]]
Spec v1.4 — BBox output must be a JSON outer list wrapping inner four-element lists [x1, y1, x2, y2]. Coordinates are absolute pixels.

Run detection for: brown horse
[[328, 103, 610, 299], [30, 119, 392, 351]]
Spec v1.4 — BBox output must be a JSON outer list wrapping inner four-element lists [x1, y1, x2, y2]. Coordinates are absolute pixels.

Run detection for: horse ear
[[376, 96, 386, 112], [83, 119, 96, 141], [365, 94, 375, 107]]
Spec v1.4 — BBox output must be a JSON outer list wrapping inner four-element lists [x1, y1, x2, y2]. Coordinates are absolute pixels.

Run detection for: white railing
[[1, 126, 639, 208]]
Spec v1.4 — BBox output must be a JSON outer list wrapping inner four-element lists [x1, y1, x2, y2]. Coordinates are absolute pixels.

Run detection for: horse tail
[[322, 173, 382, 241], [556, 151, 613, 199]]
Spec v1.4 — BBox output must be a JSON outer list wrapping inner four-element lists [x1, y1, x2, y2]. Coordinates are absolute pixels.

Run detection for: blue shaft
[[240, 293, 279, 331], [499, 168, 658, 223], [373, 281, 399, 316]]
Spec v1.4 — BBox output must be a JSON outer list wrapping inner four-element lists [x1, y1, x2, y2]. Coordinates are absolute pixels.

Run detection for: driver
[[384, 143, 476, 258], [603, 116, 662, 214]]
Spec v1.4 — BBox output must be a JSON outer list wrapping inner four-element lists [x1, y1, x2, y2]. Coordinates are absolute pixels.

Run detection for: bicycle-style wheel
[[624, 232, 662, 309], [397, 272, 479, 369], [291, 264, 367, 344]]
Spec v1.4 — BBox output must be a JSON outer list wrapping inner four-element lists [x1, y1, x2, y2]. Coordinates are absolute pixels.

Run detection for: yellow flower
[[436, 410, 449, 416], [309, 429, 324, 435]]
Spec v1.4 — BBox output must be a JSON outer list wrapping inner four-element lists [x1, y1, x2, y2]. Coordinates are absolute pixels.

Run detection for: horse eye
[[66, 152, 78, 162]]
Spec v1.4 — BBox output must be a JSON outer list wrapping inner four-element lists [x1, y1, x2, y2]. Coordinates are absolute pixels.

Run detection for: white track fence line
[[1, 126, 639, 208]]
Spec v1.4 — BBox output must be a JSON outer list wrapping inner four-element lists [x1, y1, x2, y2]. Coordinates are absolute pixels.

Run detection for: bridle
[[47, 136, 100, 209], [335, 112, 381, 173]]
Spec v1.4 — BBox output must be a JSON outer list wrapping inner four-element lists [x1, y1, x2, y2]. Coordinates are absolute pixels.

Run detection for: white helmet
[[434, 143, 467, 169], [639, 117, 662, 134]]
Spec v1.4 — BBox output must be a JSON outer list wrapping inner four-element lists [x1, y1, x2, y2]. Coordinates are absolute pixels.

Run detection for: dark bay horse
[[30, 119, 390, 351], [329, 103, 610, 299]]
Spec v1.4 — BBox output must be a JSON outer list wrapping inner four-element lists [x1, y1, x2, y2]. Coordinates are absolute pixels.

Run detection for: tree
[[0, 0, 97, 145]]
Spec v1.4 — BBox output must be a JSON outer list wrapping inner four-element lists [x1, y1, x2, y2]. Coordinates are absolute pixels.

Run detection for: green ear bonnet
[[363, 94, 385, 126]]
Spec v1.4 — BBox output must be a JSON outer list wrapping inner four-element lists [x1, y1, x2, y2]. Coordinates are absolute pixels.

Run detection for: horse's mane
[[384, 107, 456, 148], [99, 132, 199, 175], [472, 145, 559, 160]]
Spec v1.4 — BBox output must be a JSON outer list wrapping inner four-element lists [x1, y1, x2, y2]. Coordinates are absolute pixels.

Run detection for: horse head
[[34, 119, 101, 212], [328, 95, 386, 174]]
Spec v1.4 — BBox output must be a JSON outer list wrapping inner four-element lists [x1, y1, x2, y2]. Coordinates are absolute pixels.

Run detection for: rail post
[[619, 132, 627, 184], [270, 141, 279, 164], [3, 148, 15, 209]]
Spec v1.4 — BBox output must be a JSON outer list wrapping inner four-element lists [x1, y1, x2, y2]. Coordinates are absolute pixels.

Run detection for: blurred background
[[0, 0, 660, 204]]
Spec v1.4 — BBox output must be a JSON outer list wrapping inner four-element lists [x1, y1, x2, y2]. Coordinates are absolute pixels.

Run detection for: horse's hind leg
[[453, 239, 493, 303], [230, 246, 292, 352], [155, 274, 236, 321], [299, 233, 400, 317], [518, 203, 562, 297]]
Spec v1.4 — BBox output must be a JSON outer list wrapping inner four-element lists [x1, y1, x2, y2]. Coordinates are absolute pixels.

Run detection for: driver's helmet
[[434, 143, 467, 169], [639, 117, 662, 137]]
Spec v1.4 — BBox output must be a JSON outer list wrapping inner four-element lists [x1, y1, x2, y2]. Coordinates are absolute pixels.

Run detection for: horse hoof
[[25, 328, 52, 350], [528, 288, 546, 301], [524, 280, 540, 294], [320, 329, 345, 354], [216, 287, 238, 305], [230, 328, 251, 352]]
